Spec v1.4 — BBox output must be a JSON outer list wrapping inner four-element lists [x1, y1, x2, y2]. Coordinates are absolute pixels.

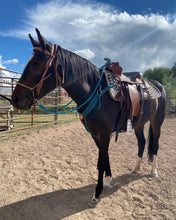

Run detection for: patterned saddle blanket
[[105, 70, 161, 100], [105, 70, 161, 118]]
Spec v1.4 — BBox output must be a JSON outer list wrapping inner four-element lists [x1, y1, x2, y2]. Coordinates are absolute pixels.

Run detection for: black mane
[[57, 46, 100, 84]]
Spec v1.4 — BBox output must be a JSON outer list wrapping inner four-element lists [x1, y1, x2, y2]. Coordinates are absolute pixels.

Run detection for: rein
[[36, 60, 113, 116]]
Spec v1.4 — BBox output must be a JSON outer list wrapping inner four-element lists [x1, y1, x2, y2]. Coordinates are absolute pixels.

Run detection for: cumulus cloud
[[1, 0, 176, 72], [2, 59, 19, 65], [0, 55, 19, 67], [0, 56, 19, 78], [0, 55, 5, 68], [0, 55, 9, 77], [74, 49, 95, 60]]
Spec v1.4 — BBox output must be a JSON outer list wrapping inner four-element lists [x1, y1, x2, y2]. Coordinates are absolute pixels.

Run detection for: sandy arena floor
[[0, 117, 175, 219]]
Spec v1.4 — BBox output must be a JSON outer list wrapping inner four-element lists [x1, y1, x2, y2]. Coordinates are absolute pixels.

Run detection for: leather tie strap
[[35, 44, 55, 95]]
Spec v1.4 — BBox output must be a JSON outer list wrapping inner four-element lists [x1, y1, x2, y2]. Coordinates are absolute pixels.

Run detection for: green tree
[[143, 67, 170, 84], [162, 74, 176, 93], [171, 62, 176, 78]]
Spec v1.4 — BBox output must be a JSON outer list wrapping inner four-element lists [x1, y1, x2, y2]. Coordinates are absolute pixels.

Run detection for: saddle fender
[[128, 84, 140, 118]]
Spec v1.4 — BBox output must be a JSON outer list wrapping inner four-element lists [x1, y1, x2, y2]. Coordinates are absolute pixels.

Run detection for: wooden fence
[[0, 68, 175, 135], [166, 91, 176, 114], [0, 68, 78, 135]]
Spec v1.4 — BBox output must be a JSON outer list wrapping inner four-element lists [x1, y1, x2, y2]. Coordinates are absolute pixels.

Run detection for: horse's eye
[[45, 54, 50, 60]]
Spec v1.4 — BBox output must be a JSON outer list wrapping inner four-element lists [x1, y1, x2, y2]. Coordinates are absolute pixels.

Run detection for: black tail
[[148, 125, 154, 162]]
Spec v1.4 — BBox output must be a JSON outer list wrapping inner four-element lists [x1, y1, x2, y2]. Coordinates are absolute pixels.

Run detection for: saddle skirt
[[104, 70, 161, 118]]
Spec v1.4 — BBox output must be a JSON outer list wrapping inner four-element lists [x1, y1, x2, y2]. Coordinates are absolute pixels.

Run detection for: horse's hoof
[[92, 193, 101, 202], [132, 166, 141, 173], [103, 176, 112, 187], [151, 168, 158, 177], [151, 172, 158, 177], [132, 157, 142, 173], [131, 169, 138, 174], [88, 194, 101, 208], [88, 200, 100, 208]]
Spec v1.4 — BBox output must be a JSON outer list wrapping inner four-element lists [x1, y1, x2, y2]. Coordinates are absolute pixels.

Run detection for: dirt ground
[[0, 117, 175, 220]]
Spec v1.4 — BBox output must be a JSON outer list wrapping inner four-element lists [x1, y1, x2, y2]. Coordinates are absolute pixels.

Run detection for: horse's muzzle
[[11, 94, 32, 110]]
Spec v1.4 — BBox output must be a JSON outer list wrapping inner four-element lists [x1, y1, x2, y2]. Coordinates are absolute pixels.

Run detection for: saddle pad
[[104, 70, 121, 101], [144, 80, 161, 100], [105, 70, 161, 101]]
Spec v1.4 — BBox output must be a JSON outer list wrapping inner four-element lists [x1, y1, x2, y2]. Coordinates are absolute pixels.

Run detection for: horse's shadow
[[0, 173, 149, 220]]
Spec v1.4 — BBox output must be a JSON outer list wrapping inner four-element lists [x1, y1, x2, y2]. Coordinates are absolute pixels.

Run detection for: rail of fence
[[0, 68, 78, 134], [0, 68, 175, 135], [0, 100, 78, 134], [0, 101, 78, 134]]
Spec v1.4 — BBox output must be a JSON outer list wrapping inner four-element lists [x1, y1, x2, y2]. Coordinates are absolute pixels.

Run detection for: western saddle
[[104, 60, 161, 120]]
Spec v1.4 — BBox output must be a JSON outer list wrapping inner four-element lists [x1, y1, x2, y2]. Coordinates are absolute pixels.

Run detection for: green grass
[[0, 95, 80, 141], [0, 113, 79, 142], [12, 112, 78, 128]]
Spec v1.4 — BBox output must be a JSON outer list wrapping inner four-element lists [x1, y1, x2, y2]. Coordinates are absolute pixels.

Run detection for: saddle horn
[[104, 58, 111, 63]]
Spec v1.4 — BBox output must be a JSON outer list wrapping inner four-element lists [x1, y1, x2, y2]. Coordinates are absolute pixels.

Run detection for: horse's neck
[[63, 83, 87, 105], [63, 73, 99, 106], [59, 50, 100, 106]]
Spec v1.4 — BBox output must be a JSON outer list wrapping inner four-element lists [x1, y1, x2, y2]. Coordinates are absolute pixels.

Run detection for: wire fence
[[166, 91, 176, 114]]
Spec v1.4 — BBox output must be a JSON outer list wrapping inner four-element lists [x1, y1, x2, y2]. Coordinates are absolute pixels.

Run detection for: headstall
[[16, 44, 64, 106]]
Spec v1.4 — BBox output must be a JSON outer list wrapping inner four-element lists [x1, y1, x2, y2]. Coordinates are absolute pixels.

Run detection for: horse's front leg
[[92, 135, 111, 202], [104, 153, 112, 187]]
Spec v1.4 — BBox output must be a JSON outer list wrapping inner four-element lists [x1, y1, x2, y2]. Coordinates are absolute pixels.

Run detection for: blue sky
[[1, 0, 176, 77]]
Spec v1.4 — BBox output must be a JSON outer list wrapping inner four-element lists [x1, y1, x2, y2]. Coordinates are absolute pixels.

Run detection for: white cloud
[[75, 49, 95, 60], [0, 55, 5, 68], [1, 0, 176, 72], [0, 55, 19, 78], [2, 59, 19, 65], [0, 55, 9, 77]]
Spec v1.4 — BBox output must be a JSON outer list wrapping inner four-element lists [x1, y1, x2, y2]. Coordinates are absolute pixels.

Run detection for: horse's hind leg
[[148, 119, 163, 177], [148, 83, 166, 177], [148, 102, 166, 176], [133, 126, 146, 173]]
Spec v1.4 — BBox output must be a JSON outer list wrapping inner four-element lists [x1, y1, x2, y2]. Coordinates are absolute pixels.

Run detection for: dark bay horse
[[12, 28, 167, 202]]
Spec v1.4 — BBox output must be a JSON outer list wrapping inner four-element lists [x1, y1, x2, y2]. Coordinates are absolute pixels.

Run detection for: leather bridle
[[16, 44, 64, 105]]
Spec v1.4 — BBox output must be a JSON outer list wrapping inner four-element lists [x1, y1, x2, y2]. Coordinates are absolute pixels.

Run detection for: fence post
[[31, 106, 34, 126], [54, 88, 59, 125], [11, 78, 14, 94]]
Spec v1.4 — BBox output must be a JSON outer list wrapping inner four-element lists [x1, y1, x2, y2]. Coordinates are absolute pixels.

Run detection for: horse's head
[[12, 28, 63, 110]]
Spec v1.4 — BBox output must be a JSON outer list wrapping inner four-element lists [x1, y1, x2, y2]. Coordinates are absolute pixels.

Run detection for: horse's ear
[[29, 34, 39, 47], [35, 28, 52, 51], [35, 28, 47, 48]]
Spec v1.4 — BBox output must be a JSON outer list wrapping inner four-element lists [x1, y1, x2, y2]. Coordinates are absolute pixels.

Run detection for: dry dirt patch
[[0, 118, 176, 219]]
